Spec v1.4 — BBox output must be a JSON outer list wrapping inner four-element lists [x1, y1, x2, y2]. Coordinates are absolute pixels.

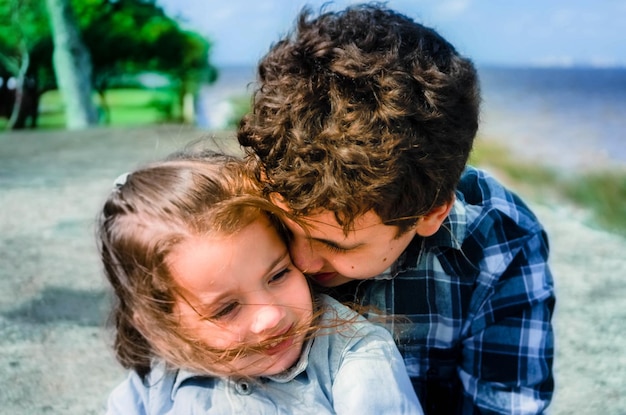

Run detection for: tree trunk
[[7, 48, 29, 130], [182, 92, 195, 124], [45, 0, 98, 130], [96, 88, 110, 124]]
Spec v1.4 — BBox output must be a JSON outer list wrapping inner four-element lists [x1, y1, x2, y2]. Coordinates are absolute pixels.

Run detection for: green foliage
[[470, 141, 559, 186], [562, 172, 626, 235], [1, 0, 217, 126], [147, 96, 175, 121], [0, 0, 50, 74], [0, 0, 48, 48], [71, 0, 216, 95], [10, 87, 178, 128], [225, 94, 252, 129], [470, 139, 626, 236]]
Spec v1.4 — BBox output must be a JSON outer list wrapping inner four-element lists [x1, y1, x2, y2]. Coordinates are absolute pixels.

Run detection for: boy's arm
[[460, 230, 555, 414], [331, 325, 424, 415]]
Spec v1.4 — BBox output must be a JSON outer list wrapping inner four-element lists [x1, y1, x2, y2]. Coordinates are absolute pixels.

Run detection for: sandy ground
[[0, 125, 625, 414]]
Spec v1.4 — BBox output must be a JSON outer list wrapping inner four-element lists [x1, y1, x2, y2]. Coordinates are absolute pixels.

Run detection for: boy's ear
[[269, 192, 288, 210], [414, 196, 455, 237]]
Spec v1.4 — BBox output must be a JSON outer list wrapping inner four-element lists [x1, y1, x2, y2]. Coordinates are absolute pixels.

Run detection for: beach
[[0, 125, 625, 414]]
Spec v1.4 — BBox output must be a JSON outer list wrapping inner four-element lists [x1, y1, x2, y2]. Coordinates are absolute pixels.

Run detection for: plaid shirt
[[338, 167, 555, 415]]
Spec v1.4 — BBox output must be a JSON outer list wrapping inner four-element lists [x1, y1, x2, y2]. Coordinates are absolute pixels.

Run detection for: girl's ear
[[414, 196, 455, 237]]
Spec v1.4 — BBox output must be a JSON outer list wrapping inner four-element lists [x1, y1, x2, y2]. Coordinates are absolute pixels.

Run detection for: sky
[[157, 0, 626, 68]]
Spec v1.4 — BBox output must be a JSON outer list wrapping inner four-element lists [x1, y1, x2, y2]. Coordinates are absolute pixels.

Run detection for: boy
[[238, 4, 555, 414]]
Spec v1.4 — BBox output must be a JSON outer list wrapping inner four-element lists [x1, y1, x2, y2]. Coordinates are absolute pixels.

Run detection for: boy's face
[[275, 204, 418, 288], [168, 216, 313, 377]]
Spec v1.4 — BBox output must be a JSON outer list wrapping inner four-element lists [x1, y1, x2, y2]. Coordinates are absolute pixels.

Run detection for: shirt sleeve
[[106, 371, 150, 415], [331, 325, 425, 415], [460, 229, 555, 414]]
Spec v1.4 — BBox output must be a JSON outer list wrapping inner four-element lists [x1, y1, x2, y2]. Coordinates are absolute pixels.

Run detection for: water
[[200, 65, 626, 171], [198, 65, 256, 129], [478, 67, 626, 171]]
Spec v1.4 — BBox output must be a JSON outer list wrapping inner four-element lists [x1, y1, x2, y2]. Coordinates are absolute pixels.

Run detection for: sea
[[199, 65, 626, 172]]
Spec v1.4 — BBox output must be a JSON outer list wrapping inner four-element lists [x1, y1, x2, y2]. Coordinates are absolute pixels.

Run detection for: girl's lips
[[263, 325, 295, 355], [264, 337, 295, 356]]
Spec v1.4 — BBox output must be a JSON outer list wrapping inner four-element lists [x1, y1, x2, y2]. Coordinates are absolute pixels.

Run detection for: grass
[[470, 139, 626, 237], [0, 88, 179, 131], [226, 95, 253, 129], [561, 172, 626, 234]]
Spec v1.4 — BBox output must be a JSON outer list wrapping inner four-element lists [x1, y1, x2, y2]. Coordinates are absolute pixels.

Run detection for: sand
[[0, 125, 624, 414]]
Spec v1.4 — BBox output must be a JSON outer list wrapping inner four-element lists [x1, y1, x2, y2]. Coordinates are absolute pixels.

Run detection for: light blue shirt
[[106, 294, 423, 414]]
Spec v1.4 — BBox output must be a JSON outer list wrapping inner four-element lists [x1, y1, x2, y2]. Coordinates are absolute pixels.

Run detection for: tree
[[0, 0, 50, 129], [46, 0, 98, 129], [1, 0, 217, 129], [148, 25, 217, 123], [76, 0, 217, 123]]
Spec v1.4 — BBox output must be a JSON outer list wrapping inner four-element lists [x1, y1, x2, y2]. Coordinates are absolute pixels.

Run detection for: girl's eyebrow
[[265, 249, 290, 274]]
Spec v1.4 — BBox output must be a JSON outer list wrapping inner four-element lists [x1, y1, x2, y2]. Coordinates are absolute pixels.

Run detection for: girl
[[98, 150, 422, 414]]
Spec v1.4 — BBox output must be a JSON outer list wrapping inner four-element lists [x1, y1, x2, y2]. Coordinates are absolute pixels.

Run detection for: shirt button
[[235, 379, 253, 395]]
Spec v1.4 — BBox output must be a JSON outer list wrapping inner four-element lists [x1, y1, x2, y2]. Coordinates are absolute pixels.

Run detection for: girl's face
[[168, 216, 313, 377]]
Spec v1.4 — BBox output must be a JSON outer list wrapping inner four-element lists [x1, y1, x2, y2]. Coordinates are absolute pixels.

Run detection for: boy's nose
[[289, 236, 324, 274], [250, 305, 285, 334]]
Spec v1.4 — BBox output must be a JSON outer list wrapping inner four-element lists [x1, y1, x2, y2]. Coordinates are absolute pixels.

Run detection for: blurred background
[[1, 0, 625, 414], [1, 0, 624, 229]]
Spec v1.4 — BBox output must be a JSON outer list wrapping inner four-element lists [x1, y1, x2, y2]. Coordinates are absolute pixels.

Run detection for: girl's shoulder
[[107, 362, 213, 414], [106, 363, 178, 414], [316, 294, 365, 329], [315, 294, 395, 349]]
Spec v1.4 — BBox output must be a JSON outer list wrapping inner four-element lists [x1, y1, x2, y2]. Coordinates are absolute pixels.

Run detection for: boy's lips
[[311, 272, 337, 284]]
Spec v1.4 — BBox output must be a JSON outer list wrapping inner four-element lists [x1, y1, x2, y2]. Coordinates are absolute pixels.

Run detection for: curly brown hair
[[238, 3, 480, 234]]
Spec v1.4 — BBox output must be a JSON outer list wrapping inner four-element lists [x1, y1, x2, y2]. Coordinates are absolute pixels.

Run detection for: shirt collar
[[170, 366, 204, 399], [428, 195, 466, 250], [264, 336, 313, 383], [169, 336, 315, 397], [375, 196, 466, 280]]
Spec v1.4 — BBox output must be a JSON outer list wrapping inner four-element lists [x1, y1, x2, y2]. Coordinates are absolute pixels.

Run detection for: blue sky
[[157, 0, 626, 68]]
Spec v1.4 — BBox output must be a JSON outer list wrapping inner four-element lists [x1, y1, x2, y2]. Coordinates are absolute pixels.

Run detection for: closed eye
[[322, 242, 349, 254], [209, 301, 240, 320], [269, 268, 291, 283]]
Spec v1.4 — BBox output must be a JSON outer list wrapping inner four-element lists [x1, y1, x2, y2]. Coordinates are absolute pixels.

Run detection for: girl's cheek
[[202, 325, 243, 350]]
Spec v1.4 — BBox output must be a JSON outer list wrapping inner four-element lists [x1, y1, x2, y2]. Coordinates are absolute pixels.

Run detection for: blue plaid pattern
[[354, 167, 555, 414]]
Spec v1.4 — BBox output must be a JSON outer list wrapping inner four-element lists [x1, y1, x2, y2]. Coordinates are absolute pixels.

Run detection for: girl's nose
[[250, 305, 285, 334]]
